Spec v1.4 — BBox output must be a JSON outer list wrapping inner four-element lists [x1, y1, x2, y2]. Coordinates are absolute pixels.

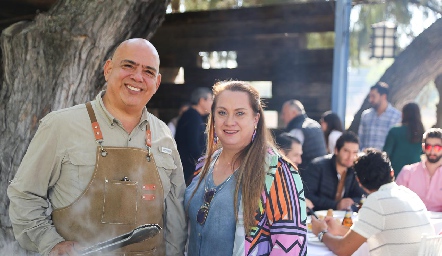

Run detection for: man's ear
[[103, 60, 112, 81], [155, 73, 162, 91]]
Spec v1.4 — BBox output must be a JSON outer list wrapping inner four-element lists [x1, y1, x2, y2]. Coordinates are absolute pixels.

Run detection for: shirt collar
[[95, 90, 149, 128], [378, 181, 397, 191]]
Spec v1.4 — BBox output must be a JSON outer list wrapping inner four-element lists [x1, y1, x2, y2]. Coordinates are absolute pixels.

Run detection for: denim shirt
[[185, 151, 239, 256]]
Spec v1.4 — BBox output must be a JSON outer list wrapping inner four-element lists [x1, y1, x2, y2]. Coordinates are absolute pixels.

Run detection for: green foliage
[[351, 0, 441, 66]]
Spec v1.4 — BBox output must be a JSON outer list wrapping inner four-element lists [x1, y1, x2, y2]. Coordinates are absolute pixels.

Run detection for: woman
[[320, 111, 344, 154], [383, 102, 424, 177], [185, 81, 307, 256]]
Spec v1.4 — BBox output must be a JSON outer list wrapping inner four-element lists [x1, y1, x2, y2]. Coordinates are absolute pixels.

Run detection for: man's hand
[[324, 216, 349, 236], [49, 241, 81, 256], [337, 198, 354, 210], [306, 198, 314, 209], [311, 216, 327, 236]]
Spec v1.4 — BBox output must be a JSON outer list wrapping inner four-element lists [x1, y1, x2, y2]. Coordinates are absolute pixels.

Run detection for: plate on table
[[314, 210, 346, 219], [429, 211, 442, 219], [307, 210, 357, 232]]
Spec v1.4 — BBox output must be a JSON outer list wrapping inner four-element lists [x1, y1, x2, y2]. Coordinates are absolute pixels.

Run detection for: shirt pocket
[[153, 146, 177, 197], [64, 151, 97, 188]]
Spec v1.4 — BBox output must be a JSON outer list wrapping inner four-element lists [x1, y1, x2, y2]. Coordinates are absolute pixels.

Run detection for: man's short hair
[[284, 99, 305, 114], [370, 81, 389, 96], [276, 133, 301, 153], [423, 128, 442, 143], [335, 131, 359, 151], [190, 87, 212, 106], [354, 149, 393, 190]]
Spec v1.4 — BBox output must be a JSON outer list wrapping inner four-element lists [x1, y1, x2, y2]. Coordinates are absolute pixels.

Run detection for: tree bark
[[0, 0, 169, 254], [435, 74, 442, 128], [348, 17, 442, 133]]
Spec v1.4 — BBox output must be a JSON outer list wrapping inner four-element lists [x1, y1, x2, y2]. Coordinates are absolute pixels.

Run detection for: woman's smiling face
[[213, 90, 259, 152]]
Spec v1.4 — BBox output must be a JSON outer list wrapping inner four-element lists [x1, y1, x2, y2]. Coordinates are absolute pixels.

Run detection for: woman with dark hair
[[383, 102, 424, 176], [185, 81, 307, 255], [320, 111, 344, 153]]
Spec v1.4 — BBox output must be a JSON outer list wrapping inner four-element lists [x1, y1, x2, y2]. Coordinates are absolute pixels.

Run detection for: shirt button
[[129, 138, 132, 141]]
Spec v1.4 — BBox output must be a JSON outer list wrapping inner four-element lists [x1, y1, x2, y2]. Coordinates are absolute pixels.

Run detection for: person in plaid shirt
[[358, 82, 401, 150]]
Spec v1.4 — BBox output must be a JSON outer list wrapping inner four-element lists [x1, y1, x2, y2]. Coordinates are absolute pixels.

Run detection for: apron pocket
[[102, 180, 138, 224]]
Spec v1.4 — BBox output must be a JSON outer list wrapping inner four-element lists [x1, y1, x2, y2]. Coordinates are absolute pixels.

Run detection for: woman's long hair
[[402, 102, 424, 143], [321, 111, 344, 147], [188, 80, 275, 233]]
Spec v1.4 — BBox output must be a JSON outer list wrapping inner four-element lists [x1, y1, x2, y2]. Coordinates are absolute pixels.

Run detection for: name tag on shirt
[[160, 147, 172, 155]]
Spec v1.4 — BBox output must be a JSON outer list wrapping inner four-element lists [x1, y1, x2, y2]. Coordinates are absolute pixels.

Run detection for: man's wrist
[[317, 230, 328, 242]]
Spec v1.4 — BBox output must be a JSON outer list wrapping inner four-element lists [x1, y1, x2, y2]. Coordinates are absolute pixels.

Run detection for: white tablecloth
[[307, 213, 442, 256]]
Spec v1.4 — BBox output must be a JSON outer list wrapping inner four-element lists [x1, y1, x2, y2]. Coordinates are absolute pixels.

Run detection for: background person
[[275, 132, 314, 209], [281, 99, 327, 169], [185, 81, 307, 256], [358, 82, 401, 150], [320, 111, 344, 154], [167, 102, 190, 137], [275, 132, 303, 166], [396, 128, 442, 212], [303, 132, 365, 211], [311, 149, 434, 256], [383, 102, 424, 176], [7, 39, 187, 256], [175, 87, 213, 185]]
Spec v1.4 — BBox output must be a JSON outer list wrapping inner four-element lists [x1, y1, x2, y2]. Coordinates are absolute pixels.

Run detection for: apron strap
[[145, 122, 152, 148], [86, 101, 152, 159], [86, 102, 103, 142]]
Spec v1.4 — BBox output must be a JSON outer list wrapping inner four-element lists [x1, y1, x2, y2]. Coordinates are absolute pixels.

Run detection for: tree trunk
[[0, 0, 169, 254], [435, 74, 442, 128], [348, 17, 442, 133]]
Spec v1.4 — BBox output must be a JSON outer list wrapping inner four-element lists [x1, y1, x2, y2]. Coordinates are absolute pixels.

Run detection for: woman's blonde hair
[[189, 80, 275, 233]]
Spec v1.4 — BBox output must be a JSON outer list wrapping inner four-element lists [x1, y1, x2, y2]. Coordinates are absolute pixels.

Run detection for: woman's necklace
[[204, 152, 237, 194]]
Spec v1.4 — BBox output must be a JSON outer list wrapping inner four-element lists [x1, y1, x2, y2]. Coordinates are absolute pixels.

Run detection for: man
[[275, 132, 303, 167], [358, 82, 401, 150], [167, 102, 190, 137], [175, 87, 213, 185], [397, 128, 442, 212], [281, 99, 327, 169], [311, 149, 434, 256], [275, 132, 314, 209], [303, 132, 365, 211], [7, 39, 187, 256]]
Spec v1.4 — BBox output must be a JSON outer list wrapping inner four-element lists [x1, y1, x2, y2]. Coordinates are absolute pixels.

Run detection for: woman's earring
[[214, 131, 218, 144], [251, 126, 257, 142]]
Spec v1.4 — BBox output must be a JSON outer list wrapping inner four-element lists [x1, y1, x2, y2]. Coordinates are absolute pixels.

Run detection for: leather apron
[[52, 102, 165, 256]]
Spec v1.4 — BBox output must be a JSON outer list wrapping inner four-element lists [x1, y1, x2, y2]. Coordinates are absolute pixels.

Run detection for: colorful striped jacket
[[195, 148, 308, 255]]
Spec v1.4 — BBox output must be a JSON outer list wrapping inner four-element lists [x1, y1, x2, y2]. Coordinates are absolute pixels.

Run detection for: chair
[[418, 234, 442, 256]]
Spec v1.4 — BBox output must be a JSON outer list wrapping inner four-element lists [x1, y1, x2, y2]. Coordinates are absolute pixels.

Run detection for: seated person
[[311, 149, 435, 256], [276, 132, 313, 209], [302, 131, 364, 210], [397, 128, 442, 212]]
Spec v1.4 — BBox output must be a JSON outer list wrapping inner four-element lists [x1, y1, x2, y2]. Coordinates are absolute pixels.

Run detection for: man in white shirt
[[312, 149, 434, 256]]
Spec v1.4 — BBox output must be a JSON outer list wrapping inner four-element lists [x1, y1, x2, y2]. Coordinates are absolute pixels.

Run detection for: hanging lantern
[[370, 21, 397, 59]]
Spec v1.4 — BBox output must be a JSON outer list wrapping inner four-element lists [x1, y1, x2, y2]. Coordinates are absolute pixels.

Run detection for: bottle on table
[[357, 195, 366, 211], [342, 209, 353, 227]]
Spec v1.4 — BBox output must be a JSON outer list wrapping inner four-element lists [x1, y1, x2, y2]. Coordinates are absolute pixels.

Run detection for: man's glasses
[[424, 144, 442, 153], [197, 189, 216, 225]]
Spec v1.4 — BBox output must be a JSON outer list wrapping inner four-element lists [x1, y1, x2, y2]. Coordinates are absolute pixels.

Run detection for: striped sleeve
[[267, 158, 307, 255]]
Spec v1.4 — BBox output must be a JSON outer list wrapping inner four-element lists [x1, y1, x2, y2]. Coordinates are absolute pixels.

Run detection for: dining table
[[306, 211, 442, 256]]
